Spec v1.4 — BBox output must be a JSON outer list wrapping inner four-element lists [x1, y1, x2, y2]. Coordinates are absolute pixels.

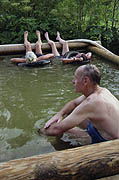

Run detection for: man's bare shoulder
[[86, 87, 108, 101], [86, 87, 119, 108], [81, 87, 107, 108]]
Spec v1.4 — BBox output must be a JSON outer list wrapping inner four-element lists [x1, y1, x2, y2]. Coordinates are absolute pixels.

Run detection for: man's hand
[[38, 123, 63, 137], [37, 128, 46, 135], [44, 113, 63, 129]]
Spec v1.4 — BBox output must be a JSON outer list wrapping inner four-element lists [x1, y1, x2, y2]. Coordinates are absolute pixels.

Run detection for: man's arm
[[44, 95, 86, 129], [39, 97, 91, 137], [39, 107, 84, 136]]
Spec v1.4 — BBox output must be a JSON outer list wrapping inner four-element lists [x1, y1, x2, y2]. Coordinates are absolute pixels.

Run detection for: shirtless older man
[[38, 64, 119, 144]]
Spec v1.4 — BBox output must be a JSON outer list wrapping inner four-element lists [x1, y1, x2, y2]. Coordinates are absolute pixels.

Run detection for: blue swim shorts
[[36, 53, 43, 57], [87, 122, 106, 144]]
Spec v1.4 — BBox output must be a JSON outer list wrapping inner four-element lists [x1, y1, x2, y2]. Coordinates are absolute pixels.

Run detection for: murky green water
[[0, 56, 119, 162]]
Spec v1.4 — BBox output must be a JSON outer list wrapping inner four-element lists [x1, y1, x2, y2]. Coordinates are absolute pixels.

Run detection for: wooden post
[[0, 140, 119, 180]]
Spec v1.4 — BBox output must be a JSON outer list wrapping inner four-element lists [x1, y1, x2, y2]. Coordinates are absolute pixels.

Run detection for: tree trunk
[[111, 0, 117, 29], [0, 140, 119, 180]]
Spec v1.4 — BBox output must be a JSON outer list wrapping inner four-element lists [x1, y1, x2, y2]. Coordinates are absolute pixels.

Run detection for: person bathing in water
[[44, 31, 92, 63], [11, 31, 92, 64], [10, 31, 54, 64], [38, 64, 119, 144]]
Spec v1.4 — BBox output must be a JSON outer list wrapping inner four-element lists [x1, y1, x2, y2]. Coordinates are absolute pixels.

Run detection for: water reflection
[[0, 56, 119, 162]]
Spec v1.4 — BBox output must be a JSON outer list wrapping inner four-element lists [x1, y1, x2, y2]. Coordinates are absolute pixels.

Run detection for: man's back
[[86, 87, 119, 140]]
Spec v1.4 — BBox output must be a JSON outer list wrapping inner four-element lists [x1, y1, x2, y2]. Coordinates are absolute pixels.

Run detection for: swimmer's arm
[[10, 58, 26, 63], [74, 57, 83, 61], [62, 57, 83, 63], [61, 58, 74, 63], [36, 53, 54, 61]]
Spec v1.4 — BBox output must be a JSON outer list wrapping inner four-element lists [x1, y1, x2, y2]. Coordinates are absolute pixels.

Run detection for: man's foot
[[36, 30, 42, 44], [24, 31, 32, 51], [24, 31, 28, 42]]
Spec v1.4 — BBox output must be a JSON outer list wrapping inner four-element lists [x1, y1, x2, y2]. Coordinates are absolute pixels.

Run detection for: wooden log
[[0, 140, 119, 180], [0, 42, 88, 55], [97, 174, 119, 180]]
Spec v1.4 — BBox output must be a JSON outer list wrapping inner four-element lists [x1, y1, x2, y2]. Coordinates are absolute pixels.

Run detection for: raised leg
[[35, 30, 43, 54], [24, 31, 32, 52], [45, 32, 60, 56], [56, 31, 69, 56]]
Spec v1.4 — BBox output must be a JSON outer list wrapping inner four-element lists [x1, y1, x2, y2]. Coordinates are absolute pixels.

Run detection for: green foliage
[[0, 15, 38, 44], [0, 0, 119, 53]]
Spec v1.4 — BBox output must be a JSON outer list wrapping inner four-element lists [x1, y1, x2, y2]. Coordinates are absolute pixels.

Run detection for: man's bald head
[[76, 64, 101, 85]]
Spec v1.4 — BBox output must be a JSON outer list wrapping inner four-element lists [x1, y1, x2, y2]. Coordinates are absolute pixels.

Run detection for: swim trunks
[[87, 122, 106, 144], [55, 51, 70, 60], [56, 51, 88, 62], [36, 53, 43, 57]]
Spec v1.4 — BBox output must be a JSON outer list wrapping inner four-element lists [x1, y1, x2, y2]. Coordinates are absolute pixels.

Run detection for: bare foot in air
[[45, 32, 50, 41], [45, 32, 55, 46], [56, 31, 61, 41], [36, 30, 42, 44], [56, 31, 65, 44], [24, 31, 28, 42]]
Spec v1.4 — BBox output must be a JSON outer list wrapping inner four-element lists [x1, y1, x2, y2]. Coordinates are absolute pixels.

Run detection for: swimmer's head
[[25, 51, 37, 63]]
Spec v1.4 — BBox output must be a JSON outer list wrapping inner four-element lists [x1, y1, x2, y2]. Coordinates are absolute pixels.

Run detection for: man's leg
[[66, 127, 91, 144], [45, 32, 60, 56], [35, 30, 43, 55], [24, 31, 32, 52], [56, 31, 69, 56]]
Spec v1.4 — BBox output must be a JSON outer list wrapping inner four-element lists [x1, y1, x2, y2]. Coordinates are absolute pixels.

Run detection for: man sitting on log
[[45, 31, 92, 63], [38, 64, 119, 144], [10, 31, 54, 64]]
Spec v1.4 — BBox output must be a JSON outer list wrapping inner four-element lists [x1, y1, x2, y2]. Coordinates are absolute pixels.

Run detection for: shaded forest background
[[0, 0, 119, 54]]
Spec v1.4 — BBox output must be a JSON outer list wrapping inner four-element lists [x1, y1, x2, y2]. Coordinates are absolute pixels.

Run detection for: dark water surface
[[0, 56, 119, 162]]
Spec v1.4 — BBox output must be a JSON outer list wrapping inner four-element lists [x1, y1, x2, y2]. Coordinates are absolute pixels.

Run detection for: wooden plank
[[0, 140, 119, 180]]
